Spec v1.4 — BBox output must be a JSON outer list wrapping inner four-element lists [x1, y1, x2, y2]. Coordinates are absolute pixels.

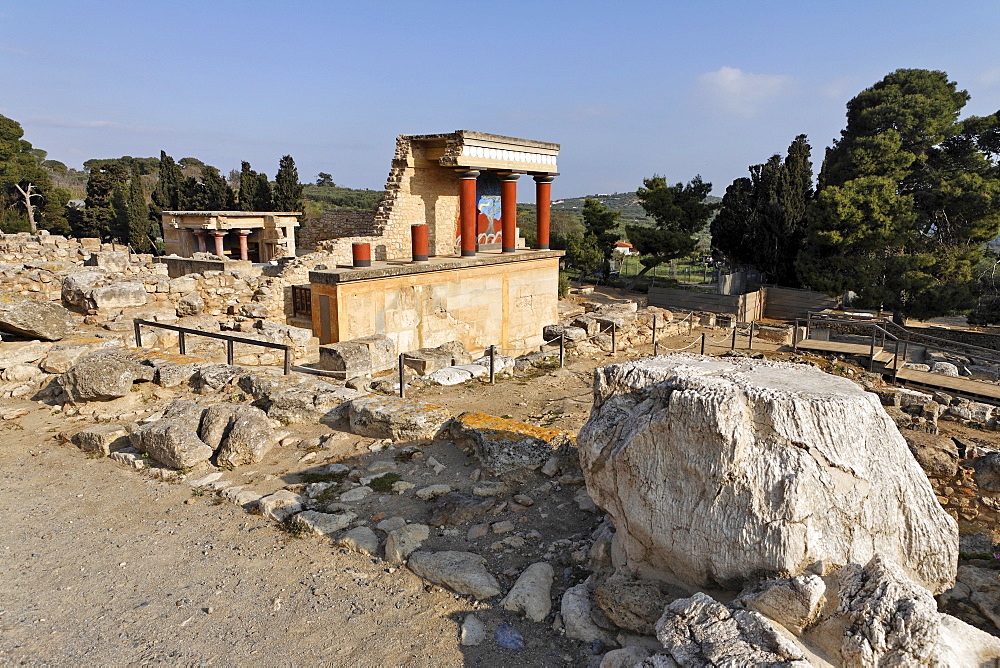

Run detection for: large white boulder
[[577, 354, 958, 594]]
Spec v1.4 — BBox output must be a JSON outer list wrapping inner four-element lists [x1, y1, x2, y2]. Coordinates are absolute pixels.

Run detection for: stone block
[[348, 395, 451, 441], [90, 282, 148, 310], [73, 423, 130, 456], [0, 294, 75, 341]]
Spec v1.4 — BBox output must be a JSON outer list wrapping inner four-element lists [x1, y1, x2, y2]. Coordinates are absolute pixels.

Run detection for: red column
[[193, 230, 207, 253], [211, 231, 226, 257], [352, 242, 371, 267], [499, 173, 520, 253], [411, 224, 429, 262], [237, 229, 251, 261], [457, 170, 480, 257], [534, 175, 555, 249]]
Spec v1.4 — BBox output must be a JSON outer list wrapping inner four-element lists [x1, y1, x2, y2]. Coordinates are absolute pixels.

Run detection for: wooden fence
[[649, 285, 835, 322]]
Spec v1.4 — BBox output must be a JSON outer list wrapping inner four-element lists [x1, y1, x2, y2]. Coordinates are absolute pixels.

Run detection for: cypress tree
[[152, 151, 184, 210], [254, 172, 272, 211], [273, 155, 303, 211], [201, 165, 235, 210]]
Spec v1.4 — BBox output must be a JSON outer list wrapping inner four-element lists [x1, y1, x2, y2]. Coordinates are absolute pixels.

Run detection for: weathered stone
[[348, 395, 450, 441], [240, 374, 361, 423], [577, 355, 958, 594], [176, 292, 204, 317], [406, 550, 501, 599], [973, 451, 1000, 492], [160, 399, 207, 430], [450, 412, 572, 474], [89, 282, 147, 309], [291, 510, 356, 536], [0, 340, 50, 369], [385, 523, 430, 564], [415, 484, 452, 500], [61, 271, 106, 311], [931, 361, 960, 377], [736, 574, 826, 635], [319, 334, 396, 377], [194, 364, 245, 393], [426, 366, 479, 386], [1, 363, 40, 382], [72, 423, 129, 456], [428, 493, 496, 527], [561, 584, 617, 645], [339, 486, 372, 503], [903, 432, 959, 478], [501, 562, 553, 622], [0, 294, 75, 341], [334, 526, 380, 555], [594, 572, 678, 636], [153, 361, 203, 388], [599, 647, 652, 668], [198, 403, 274, 467], [403, 341, 472, 375], [460, 614, 486, 646], [83, 251, 129, 272], [129, 419, 213, 469], [258, 490, 303, 522], [61, 350, 154, 402], [253, 320, 312, 348], [654, 592, 807, 666]]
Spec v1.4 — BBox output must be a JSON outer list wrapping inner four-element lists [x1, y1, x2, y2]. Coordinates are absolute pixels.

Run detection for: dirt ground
[[0, 291, 857, 667]]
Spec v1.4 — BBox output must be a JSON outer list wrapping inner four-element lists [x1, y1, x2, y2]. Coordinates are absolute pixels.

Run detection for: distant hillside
[[551, 192, 721, 247]]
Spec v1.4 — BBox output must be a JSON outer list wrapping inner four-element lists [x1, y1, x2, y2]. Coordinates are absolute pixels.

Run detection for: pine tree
[[581, 198, 620, 275], [797, 69, 1000, 320], [152, 151, 184, 210], [273, 155, 303, 211], [238, 161, 272, 211], [200, 165, 235, 210]]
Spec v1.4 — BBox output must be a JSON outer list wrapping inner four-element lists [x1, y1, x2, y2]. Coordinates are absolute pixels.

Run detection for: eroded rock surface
[[577, 354, 958, 594]]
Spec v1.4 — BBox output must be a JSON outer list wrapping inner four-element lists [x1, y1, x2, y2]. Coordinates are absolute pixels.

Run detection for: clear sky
[[4, 1, 1000, 200]]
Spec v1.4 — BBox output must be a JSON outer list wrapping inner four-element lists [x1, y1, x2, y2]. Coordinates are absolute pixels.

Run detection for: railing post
[[792, 319, 799, 351], [134, 320, 142, 348], [611, 322, 617, 354], [178, 330, 186, 355], [398, 353, 406, 399], [489, 345, 496, 385], [748, 322, 754, 350], [700, 332, 706, 356], [559, 334, 565, 368], [688, 314, 693, 336], [806, 313, 812, 340], [227, 339, 235, 365], [731, 327, 737, 350], [652, 314, 658, 351], [283, 347, 291, 376], [868, 327, 876, 372]]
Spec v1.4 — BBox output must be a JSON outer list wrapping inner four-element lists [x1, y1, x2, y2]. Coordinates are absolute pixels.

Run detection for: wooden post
[[731, 327, 737, 350], [792, 319, 799, 351], [398, 354, 406, 399], [283, 347, 291, 376], [227, 339, 234, 365], [748, 322, 754, 350], [133, 320, 142, 347], [868, 327, 876, 372], [559, 334, 565, 368], [489, 345, 496, 384], [700, 332, 706, 356], [179, 331, 186, 355], [611, 323, 617, 354], [652, 314, 658, 349]]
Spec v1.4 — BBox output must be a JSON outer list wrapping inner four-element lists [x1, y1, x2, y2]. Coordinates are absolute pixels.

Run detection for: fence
[[133, 319, 293, 375]]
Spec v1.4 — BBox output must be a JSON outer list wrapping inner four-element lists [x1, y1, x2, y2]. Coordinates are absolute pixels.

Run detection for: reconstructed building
[[161, 211, 300, 262], [307, 130, 563, 354]]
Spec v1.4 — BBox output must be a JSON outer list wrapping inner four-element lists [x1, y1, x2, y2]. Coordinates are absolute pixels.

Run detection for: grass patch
[[278, 516, 310, 538], [369, 472, 402, 493], [191, 488, 206, 497], [299, 469, 349, 484]]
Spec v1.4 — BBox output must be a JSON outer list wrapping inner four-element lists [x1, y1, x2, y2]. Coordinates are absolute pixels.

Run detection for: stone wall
[[297, 209, 377, 252]]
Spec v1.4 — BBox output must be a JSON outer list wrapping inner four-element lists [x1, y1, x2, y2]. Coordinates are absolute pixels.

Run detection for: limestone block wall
[[297, 209, 377, 252], [309, 255, 560, 355]]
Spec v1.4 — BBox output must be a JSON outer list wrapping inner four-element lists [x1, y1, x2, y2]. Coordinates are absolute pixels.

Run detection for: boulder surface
[[0, 294, 75, 341], [577, 354, 958, 594]]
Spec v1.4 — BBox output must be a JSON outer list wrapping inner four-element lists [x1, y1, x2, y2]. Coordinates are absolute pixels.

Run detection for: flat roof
[[309, 249, 563, 285], [161, 211, 302, 216]]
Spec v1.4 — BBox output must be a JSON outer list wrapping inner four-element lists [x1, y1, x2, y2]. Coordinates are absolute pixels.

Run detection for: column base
[[502, 247, 516, 253], [412, 254, 428, 262], [461, 250, 476, 257], [535, 244, 550, 250]]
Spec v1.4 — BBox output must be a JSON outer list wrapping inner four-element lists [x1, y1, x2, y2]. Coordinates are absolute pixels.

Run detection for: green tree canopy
[[581, 198, 621, 273], [627, 175, 719, 282], [0, 114, 60, 233], [315, 172, 335, 187], [238, 161, 272, 211], [797, 69, 1000, 320], [711, 135, 814, 286], [273, 155, 303, 212]]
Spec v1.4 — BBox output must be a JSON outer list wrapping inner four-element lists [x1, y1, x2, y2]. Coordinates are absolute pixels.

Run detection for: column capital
[[532, 174, 556, 184], [455, 169, 481, 180], [237, 229, 252, 236], [497, 172, 521, 182], [211, 230, 227, 237]]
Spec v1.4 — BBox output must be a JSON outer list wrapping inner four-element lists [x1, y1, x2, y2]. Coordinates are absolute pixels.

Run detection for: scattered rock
[[406, 551, 501, 599], [61, 350, 154, 402], [339, 486, 372, 503], [460, 614, 486, 646], [194, 364, 245, 393], [348, 395, 451, 441], [560, 584, 617, 645], [493, 623, 525, 651], [0, 294, 75, 341], [931, 361, 960, 377], [292, 510, 357, 537], [594, 572, 678, 636], [176, 292, 205, 317], [385, 523, 430, 564], [450, 411, 573, 475], [501, 562, 553, 622], [737, 574, 826, 635], [903, 432, 959, 478], [199, 403, 275, 467], [335, 527, 380, 555], [129, 420, 213, 469], [72, 423, 129, 456], [973, 451, 1000, 492], [415, 484, 452, 500], [258, 490, 304, 522], [428, 493, 496, 527]]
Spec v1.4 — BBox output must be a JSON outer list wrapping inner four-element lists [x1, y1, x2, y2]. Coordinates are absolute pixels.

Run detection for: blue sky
[[4, 1, 1000, 199]]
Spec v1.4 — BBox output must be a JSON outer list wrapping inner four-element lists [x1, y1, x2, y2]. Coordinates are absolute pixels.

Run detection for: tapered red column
[[237, 229, 251, 261], [534, 175, 555, 250], [499, 173, 520, 253], [457, 170, 480, 257], [193, 230, 207, 253], [211, 231, 226, 257]]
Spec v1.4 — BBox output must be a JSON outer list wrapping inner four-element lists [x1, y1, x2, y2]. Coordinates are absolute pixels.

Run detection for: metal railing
[[133, 319, 294, 375]]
